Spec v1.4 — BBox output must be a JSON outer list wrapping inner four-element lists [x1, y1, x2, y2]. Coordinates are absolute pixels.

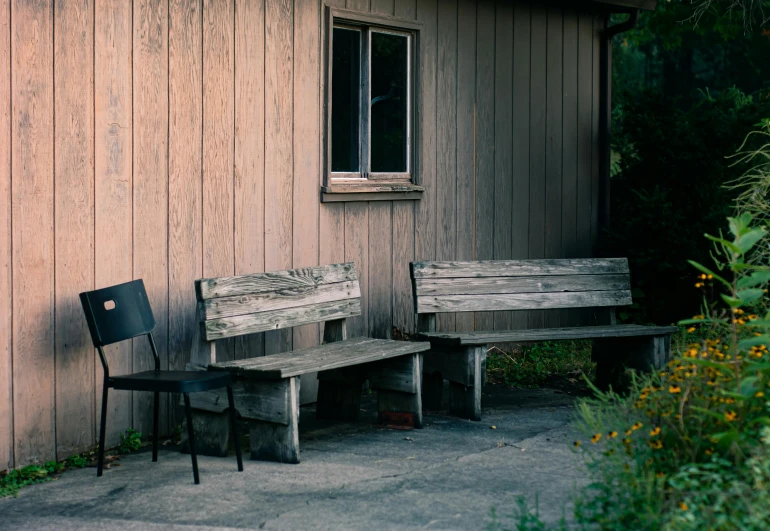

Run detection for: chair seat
[[110, 370, 232, 393]]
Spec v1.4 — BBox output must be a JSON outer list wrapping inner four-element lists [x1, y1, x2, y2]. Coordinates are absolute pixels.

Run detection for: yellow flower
[[700, 274, 707, 280], [669, 385, 682, 394], [573, 440, 581, 448], [632, 422, 643, 431], [692, 314, 705, 320], [725, 411, 737, 422], [625, 429, 633, 436], [656, 472, 665, 478], [591, 433, 602, 444], [756, 391, 765, 398], [694, 282, 704, 289], [623, 438, 632, 445], [680, 502, 689, 511], [705, 448, 713, 456], [686, 326, 696, 333], [608, 431, 618, 439], [649, 427, 661, 437]]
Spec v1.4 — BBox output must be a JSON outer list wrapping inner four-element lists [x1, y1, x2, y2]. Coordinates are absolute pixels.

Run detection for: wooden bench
[[186, 262, 430, 464], [410, 258, 676, 420]]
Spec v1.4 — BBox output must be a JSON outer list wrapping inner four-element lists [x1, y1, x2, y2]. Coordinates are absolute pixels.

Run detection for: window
[[323, 8, 422, 199]]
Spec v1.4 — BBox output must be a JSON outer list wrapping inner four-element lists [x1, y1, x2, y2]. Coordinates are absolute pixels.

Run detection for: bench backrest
[[196, 263, 361, 342], [410, 259, 631, 316]]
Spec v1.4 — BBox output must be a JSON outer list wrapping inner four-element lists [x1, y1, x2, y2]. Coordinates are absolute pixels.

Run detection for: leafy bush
[[570, 213, 770, 530], [119, 428, 143, 454], [606, 88, 770, 324], [486, 341, 595, 389]]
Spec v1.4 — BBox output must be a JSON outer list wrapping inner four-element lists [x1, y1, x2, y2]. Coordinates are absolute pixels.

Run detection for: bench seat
[[419, 324, 677, 346], [212, 337, 430, 379]]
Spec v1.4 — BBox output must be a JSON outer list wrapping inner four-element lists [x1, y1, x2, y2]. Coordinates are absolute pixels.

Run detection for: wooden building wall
[[0, 0, 604, 469]]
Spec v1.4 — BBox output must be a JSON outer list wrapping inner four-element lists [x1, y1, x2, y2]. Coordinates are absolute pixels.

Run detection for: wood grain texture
[[0, 0, 11, 470], [204, 299, 362, 341], [293, 0, 322, 402], [394, 0, 416, 18], [591, 15, 602, 254], [133, 0, 169, 437], [511, 2, 530, 331], [249, 376, 299, 463], [95, 0, 134, 447], [493, 0, 513, 333], [202, 0, 235, 362], [169, 0, 203, 429], [199, 281, 360, 320], [420, 325, 678, 347], [265, 0, 294, 356], [213, 337, 430, 378], [415, 274, 631, 296], [473, 0, 494, 334], [197, 263, 357, 299], [416, 290, 632, 314], [369, 203, 393, 338], [188, 379, 291, 424], [411, 258, 629, 278], [12, 0, 55, 465], [528, 6, 547, 330], [455, 0, 475, 333], [372, 0, 394, 15], [345, 203, 369, 337], [577, 13, 593, 259], [54, 0, 95, 457], [234, 0, 265, 361], [392, 201, 415, 337], [436, 0, 457, 334], [414, 0, 437, 263]]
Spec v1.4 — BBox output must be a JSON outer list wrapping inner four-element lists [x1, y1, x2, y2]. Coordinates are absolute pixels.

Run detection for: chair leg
[[97, 381, 109, 477], [227, 386, 244, 472], [183, 393, 200, 485], [152, 391, 160, 462]]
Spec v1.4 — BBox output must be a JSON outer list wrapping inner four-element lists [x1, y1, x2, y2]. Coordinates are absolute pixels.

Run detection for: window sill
[[321, 183, 424, 203]]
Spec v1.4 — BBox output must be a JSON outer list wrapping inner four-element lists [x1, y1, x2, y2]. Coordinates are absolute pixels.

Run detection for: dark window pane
[[370, 32, 408, 173], [331, 27, 361, 172]]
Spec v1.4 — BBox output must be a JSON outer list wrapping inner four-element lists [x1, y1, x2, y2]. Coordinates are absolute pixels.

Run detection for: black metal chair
[[79, 279, 243, 484]]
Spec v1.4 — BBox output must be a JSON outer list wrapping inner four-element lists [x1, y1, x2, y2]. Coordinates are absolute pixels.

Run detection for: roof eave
[[591, 0, 657, 11]]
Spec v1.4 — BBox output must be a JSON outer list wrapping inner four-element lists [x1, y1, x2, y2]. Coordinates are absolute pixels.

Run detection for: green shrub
[[119, 428, 143, 454], [486, 341, 595, 389]]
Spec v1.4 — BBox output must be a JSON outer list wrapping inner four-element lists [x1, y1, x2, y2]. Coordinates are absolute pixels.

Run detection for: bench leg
[[446, 347, 484, 421], [250, 376, 301, 464], [593, 335, 673, 392], [373, 353, 423, 429], [316, 367, 364, 422]]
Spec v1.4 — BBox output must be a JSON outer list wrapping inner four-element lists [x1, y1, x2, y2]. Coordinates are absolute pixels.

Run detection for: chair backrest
[[80, 279, 156, 347], [196, 263, 361, 342], [410, 258, 632, 315]]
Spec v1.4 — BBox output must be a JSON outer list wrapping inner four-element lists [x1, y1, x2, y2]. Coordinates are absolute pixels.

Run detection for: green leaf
[[736, 288, 764, 304], [687, 358, 736, 374], [722, 294, 743, 307], [688, 261, 731, 288], [705, 234, 741, 254], [747, 417, 770, 428], [735, 228, 766, 254], [710, 429, 740, 449], [737, 271, 770, 289], [677, 318, 722, 326], [739, 336, 770, 350], [691, 407, 727, 421]]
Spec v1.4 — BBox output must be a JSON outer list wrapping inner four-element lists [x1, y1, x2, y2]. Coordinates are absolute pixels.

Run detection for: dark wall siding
[[0, 0, 603, 468]]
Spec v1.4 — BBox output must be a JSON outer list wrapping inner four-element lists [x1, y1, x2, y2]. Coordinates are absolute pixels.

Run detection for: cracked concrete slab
[[0, 385, 586, 530]]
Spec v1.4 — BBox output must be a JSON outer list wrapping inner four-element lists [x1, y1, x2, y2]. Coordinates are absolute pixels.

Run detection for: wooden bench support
[[181, 408, 232, 458], [372, 353, 423, 428], [593, 335, 672, 391], [250, 377, 301, 464], [423, 346, 485, 421]]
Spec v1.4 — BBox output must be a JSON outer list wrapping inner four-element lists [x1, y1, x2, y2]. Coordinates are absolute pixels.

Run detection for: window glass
[[331, 27, 361, 172], [370, 31, 408, 173]]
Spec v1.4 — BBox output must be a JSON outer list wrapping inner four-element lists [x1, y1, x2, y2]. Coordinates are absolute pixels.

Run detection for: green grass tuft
[[486, 340, 595, 389]]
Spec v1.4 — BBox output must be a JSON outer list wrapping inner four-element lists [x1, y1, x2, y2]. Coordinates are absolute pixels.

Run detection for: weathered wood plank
[[323, 318, 348, 343], [197, 263, 358, 300], [415, 274, 631, 296], [474, 0, 495, 334], [264, 0, 294, 356], [436, 0, 457, 335], [545, 7, 564, 329], [95, 0, 134, 448], [322, 183, 425, 194], [200, 281, 361, 320], [591, 15, 603, 253], [250, 377, 300, 463], [12, 0, 55, 465], [345, 203, 369, 338], [411, 258, 630, 279], [493, 0, 514, 333], [372, 0, 394, 16], [0, 0, 11, 470], [444, 346, 483, 420], [133, 0, 169, 437], [293, 0, 322, 403], [204, 299, 363, 341], [420, 324, 678, 346], [511, 2, 531, 331], [577, 13, 594, 259], [54, 0, 95, 457], [417, 290, 633, 314], [455, 0, 476, 333], [187, 379, 291, 425], [213, 337, 430, 378], [368, 354, 420, 394], [369, 203, 393, 338], [392, 201, 415, 337], [414, 0, 437, 264], [234, 0, 266, 361], [528, 6, 547, 330], [169, 0, 203, 429], [394, 0, 416, 18]]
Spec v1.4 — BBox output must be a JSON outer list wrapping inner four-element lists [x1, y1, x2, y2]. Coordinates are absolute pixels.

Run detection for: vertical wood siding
[[1, 0, 604, 468]]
